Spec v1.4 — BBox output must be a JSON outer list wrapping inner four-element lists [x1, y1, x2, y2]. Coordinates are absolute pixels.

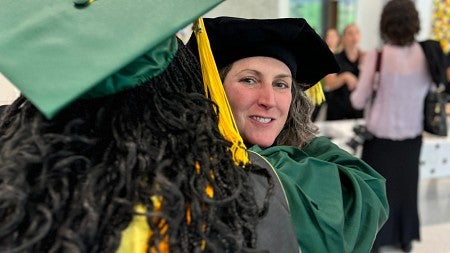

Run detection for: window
[[289, 0, 357, 36], [290, 0, 322, 34], [337, 0, 356, 32]]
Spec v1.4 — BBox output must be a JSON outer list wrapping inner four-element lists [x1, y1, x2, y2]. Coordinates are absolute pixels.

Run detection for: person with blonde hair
[[324, 27, 341, 53], [324, 23, 365, 120]]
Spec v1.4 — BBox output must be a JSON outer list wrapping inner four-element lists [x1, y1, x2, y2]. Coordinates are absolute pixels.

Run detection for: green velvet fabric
[[0, 0, 223, 119], [250, 136, 389, 253]]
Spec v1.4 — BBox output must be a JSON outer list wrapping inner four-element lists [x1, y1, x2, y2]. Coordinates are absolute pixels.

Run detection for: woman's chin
[[246, 137, 275, 148]]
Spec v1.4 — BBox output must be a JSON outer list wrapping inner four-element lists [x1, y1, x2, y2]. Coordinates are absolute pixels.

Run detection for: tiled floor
[[379, 176, 450, 253]]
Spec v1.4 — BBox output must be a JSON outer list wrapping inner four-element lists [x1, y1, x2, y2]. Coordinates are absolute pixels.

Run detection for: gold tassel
[[117, 203, 169, 253], [193, 17, 249, 165], [305, 82, 326, 105]]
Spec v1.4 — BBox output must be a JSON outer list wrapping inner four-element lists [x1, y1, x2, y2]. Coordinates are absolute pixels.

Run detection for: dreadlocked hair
[[0, 38, 271, 253]]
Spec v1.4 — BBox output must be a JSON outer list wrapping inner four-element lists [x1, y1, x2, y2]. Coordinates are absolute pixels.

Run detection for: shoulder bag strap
[[371, 49, 383, 103]]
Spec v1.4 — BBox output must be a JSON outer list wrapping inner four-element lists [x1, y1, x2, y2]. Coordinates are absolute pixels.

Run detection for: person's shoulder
[[250, 144, 303, 156], [246, 151, 300, 252], [333, 51, 349, 68], [302, 136, 335, 151], [334, 50, 346, 59], [249, 145, 312, 167], [0, 104, 8, 115]]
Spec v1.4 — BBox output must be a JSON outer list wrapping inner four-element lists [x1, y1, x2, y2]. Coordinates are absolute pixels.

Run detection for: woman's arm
[[350, 49, 380, 110]]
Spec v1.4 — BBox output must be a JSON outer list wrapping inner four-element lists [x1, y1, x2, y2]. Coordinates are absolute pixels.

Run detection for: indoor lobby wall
[[205, 0, 288, 19], [0, 0, 438, 105], [205, 0, 435, 52]]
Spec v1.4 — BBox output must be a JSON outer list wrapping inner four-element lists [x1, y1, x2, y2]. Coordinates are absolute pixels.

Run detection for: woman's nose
[[257, 84, 276, 108]]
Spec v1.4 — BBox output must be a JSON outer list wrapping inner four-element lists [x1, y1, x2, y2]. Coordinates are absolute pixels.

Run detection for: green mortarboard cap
[[0, 0, 224, 119]]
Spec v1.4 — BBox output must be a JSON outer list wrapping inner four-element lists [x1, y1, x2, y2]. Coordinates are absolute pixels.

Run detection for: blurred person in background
[[311, 27, 341, 121], [350, 0, 432, 252], [324, 23, 365, 121], [324, 27, 341, 53]]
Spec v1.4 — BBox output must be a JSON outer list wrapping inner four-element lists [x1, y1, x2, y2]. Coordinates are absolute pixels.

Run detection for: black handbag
[[419, 40, 448, 136], [423, 85, 447, 136]]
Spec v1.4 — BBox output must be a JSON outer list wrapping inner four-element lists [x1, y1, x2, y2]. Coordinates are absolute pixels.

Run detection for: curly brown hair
[[380, 0, 420, 46]]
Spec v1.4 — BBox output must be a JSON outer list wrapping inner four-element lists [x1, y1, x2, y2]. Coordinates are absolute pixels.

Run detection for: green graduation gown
[[250, 136, 389, 253]]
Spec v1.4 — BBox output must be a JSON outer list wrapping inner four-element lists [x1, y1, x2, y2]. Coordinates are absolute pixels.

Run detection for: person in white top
[[350, 0, 432, 252]]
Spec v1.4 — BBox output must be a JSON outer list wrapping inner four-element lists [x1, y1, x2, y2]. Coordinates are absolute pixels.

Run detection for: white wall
[[205, 0, 282, 19], [355, 0, 385, 51], [0, 73, 20, 106], [355, 0, 434, 51], [416, 0, 434, 41], [206, 0, 435, 51]]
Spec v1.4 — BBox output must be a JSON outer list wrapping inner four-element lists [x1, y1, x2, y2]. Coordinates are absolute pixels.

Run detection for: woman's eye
[[240, 77, 256, 84], [274, 81, 289, 89]]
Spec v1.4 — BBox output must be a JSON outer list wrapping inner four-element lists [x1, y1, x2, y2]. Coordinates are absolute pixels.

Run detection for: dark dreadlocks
[[0, 39, 271, 253]]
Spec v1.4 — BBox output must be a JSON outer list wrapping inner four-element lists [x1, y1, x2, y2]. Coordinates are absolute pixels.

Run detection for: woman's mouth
[[251, 116, 272, 123]]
